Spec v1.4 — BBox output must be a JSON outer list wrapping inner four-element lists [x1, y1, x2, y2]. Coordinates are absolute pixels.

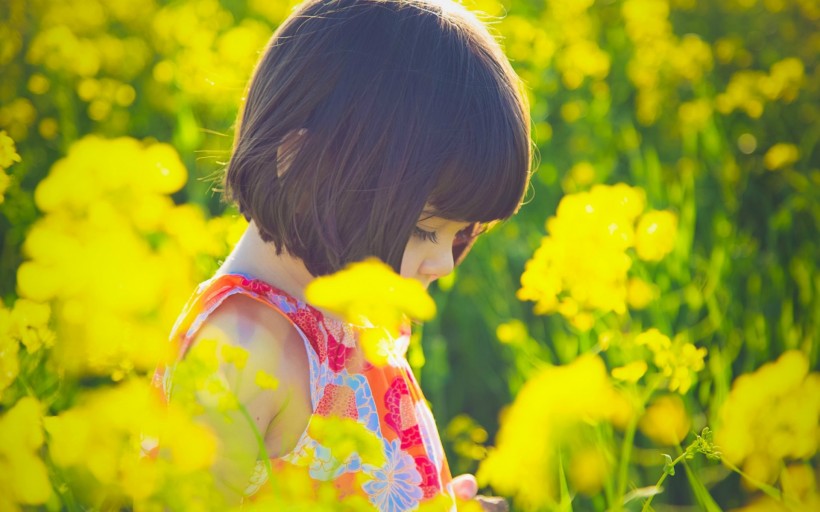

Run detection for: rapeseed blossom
[[0, 130, 20, 204], [621, 0, 712, 124], [305, 259, 435, 366], [635, 328, 706, 394], [635, 210, 678, 262], [478, 355, 632, 508], [0, 300, 55, 396], [0, 397, 51, 510], [45, 378, 218, 504], [763, 143, 800, 170], [18, 135, 244, 377], [639, 395, 691, 446], [715, 350, 819, 487], [567, 447, 611, 496], [0, 130, 21, 168], [715, 58, 804, 118], [518, 184, 678, 329]]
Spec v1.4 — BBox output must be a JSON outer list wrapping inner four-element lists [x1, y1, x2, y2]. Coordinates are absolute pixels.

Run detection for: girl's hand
[[452, 474, 509, 512]]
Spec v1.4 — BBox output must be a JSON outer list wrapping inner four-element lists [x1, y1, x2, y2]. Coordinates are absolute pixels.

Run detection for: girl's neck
[[216, 220, 315, 303]]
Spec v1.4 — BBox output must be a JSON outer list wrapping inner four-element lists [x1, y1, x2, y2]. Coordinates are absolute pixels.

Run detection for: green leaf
[[682, 459, 722, 512], [622, 486, 663, 505], [662, 454, 676, 476]]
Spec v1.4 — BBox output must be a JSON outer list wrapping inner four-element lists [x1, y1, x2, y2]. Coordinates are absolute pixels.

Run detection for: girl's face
[[400, 210, 472, 288]]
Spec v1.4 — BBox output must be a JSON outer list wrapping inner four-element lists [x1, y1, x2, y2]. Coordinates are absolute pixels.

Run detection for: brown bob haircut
[[224, 0, 532, 276]]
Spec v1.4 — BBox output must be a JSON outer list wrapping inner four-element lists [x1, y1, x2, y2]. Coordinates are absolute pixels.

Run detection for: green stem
[[236, 404, 275, 484], [615, 382, 657, 510], [614, 412, 639, 511], [640, 449, 690, 512], [44, 452, 81, 512], [598, 424, 616, 507], [721, 458, 784, 503]]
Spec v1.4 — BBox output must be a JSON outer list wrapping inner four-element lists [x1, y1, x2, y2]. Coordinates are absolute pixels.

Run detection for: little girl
[[156, 0, 531, 509]]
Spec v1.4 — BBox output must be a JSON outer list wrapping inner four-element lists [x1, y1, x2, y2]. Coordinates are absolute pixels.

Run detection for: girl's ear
[[452, 222, 482, 266], [276, 129, 308, 178]]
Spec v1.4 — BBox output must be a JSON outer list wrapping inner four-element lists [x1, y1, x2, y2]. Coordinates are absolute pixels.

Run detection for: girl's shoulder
[[171, 273, 330, 364], [173, 274, 317, 459]]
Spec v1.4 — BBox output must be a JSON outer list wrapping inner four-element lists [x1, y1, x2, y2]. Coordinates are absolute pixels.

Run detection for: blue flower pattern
[[362, 438, 424, 511]]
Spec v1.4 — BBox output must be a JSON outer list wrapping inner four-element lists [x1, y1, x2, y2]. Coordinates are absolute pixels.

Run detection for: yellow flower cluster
[[0, 97, 37, 142], [487, 0, 610, 91], [715, 350, 819, 487], [0, 130, 20, 204], [18, 135, 246, 377], [0, 299, 56, 395], [715, 58, 804, 118], [733, 463, 820, 512], [307, 415, 386, 469], [45, 378, 219, 506], [18, 0, 279, 131], [151, 0, 272, 113], [639, 394, 691, 446], [518, 184, 678, 329], [0, 397, 51, 510], [478, 355, 632, 508], [444, 414, 489, 467], [548, 0, 611, 89], [622, 0, 713, 124], [763, 143, 800, 171], [635, 328, 707, 394], [305, 259, 435, 366]]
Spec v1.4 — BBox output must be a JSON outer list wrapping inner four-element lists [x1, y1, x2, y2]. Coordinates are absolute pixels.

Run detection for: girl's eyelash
[[413, 227, 438, 243]]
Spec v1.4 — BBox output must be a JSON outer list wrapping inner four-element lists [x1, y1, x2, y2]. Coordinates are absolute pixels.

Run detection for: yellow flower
[[0, 308, 20, 396], [220, 344, 248, 370], [44, 407, 92, 469], [46, 378, 214, 496], [0, 397, 51, 506], [0, 130, 21, 170], [627, 277, 656, 309], [780, 464, 818, 506], [307, 258, 435, 324], [0, 169, 9, 204], [636, 329, 706, 393], [763, 143, 799, 170], [308, 415, 386, 469], [635, 210, 678, 262], [568, 447, 611, 496], [18, 135, 237, 378], [141, 143, 187, 194], [306, 259, 435, 366], [635, 328, 671, 353], [639, 395, 691, 446], [496, 319, 528, 345], [478, 355, 622, 508], [678, 99, 713, 132], [715, 351, 819, 486], [518, 184, 648, 323], [161, 408, 218, 473], [254, 369, 279, 390], [9, 299, 54, 353], [568, 161, 596, 186], [612, 360, 648, 383]]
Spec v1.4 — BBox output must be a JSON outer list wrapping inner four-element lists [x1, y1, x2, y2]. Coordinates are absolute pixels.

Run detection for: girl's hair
[[224, 0, 532, 276]]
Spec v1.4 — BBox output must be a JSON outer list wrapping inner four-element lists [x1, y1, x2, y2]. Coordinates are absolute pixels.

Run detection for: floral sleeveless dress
[[153, 273, 455, 511]]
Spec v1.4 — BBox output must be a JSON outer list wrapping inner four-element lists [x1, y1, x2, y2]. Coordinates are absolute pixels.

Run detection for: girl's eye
[[413, 227, 438, 243]]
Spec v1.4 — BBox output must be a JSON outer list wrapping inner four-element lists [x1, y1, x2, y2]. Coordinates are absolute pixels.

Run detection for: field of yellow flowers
[[0, 0, 817, 510]]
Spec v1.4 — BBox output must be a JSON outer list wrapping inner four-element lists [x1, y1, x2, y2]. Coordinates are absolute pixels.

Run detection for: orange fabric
[[154, 273, 455, 511]]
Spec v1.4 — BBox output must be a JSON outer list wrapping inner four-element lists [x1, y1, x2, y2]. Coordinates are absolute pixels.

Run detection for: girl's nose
[[422, 246, 455, 280]]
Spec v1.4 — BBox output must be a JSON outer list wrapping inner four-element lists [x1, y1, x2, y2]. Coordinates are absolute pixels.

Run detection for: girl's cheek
[[399, 240, 423, 279]]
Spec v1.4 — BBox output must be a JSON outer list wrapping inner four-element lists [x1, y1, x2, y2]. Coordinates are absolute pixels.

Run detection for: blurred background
[[0, 0, 817, 510]]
